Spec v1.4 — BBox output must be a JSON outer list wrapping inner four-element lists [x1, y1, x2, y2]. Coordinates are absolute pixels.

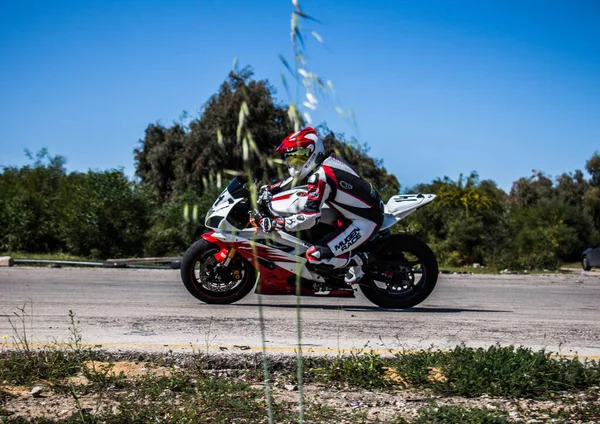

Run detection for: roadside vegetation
[[0, 1, 598, 270], [1, 310, 599, 422], [1, 343, 599, 422], [1, 1, 599, 272], [1, 70, 599, 271]]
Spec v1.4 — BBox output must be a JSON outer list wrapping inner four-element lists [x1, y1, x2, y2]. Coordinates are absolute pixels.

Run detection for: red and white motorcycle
[[181, 177, 438, 309]]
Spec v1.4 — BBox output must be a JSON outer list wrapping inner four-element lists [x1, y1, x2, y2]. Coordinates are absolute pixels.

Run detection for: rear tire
[[360, 234, 438, 309], [181, 239, 256, 304], [582, 255, 591, 271]]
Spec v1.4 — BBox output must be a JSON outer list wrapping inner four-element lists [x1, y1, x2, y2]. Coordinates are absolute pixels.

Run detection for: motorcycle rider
[[258, 126, 384, 284]]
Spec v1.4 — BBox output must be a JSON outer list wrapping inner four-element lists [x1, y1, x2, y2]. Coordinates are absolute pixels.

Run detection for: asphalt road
[[1, 267, 599, 358]]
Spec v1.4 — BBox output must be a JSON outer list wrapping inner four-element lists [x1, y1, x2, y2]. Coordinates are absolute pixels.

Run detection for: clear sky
[[1, 0, 598, 192]]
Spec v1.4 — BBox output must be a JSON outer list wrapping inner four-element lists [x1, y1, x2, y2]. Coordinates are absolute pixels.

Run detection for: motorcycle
[[180, 177, 438, 309]]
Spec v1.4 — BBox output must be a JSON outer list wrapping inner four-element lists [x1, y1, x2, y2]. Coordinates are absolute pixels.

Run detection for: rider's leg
[[305, 219, 379, 274]]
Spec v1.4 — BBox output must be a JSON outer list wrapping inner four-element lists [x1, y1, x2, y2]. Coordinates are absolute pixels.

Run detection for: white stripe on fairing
[[273, 260, 320, 280]]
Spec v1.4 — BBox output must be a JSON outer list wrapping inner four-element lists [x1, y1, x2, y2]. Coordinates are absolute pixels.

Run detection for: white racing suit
[[269, 154, 384, 270]]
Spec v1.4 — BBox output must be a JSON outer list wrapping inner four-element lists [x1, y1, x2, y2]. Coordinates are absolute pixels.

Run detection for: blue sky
[[1, 0, 598, 192]]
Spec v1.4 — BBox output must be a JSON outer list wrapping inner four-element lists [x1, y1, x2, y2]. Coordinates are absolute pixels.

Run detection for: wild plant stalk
[[284, 1, 336, 420], [255, 273, 274, 424], [204, 315, 216, 356], [294, 234, 304, 423], [69, 383, 89, 423], [7, 302, 33, 355], [245, 137, 274, 423], [67, 309, 83, 353], [221, 1, 354, 421]]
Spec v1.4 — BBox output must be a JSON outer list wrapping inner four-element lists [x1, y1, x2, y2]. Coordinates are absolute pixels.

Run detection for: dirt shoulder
[[2, 349, 599, 423]]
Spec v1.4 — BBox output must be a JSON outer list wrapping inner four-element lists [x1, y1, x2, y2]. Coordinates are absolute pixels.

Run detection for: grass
[[439, 264, 585, 275], [439, 265, 501, 274], [4, 251, 586, 275], [1, 344, 599, 422], [0, 252, 97, 261], [3, 334, 600, 399], [394, 404, 510, 424], [394, 344, 600, 399], [548, 398, 600, 422], [2, 308, 599, 422], [307, 351, 392, 389]]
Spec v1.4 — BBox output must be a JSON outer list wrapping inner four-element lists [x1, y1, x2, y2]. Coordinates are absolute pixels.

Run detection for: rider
[[258, 126, 384, 284]]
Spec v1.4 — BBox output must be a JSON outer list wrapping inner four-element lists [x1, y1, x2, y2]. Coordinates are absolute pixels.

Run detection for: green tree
[[508, 199, 588, 269], [134, 68, 400, 203], [555, 170, 588, 207], [400, 173, 505, 267], [584, 152, 600, 232], [586, 151, 600, 187], [0, 150, 67, 253], [509, 170, 554, 207], [320, 126, 400, 200], [134, 124, 185, 203], [134, 67, 294, 202], [437, 172, 498, 217], [60, 170, 153, 258], [144, 185, 222, 256]]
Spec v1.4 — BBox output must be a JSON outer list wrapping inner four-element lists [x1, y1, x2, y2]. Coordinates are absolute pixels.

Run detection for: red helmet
[[275, 127, 325, 180]]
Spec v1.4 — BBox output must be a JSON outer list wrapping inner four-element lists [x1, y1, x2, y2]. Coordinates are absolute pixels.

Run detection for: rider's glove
[[259, 216, 285, 233]]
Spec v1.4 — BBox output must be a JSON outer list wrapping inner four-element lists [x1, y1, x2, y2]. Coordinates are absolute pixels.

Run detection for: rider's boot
[[306, 246, 349, 268], [306, 246, 371, 285], [344, 252, 370, 285]]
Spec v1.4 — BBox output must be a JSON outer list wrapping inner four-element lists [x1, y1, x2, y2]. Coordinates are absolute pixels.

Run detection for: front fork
[[214, 247, 237, 266]]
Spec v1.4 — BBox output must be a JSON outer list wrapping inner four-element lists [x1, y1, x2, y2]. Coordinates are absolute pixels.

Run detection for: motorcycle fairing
[[202, 177, 433, 298], [202, 230, 355, 297], [380, 194, 436, 230]]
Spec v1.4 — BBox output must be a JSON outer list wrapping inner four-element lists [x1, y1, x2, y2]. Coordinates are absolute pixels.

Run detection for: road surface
[[1, 267, 599, 358]]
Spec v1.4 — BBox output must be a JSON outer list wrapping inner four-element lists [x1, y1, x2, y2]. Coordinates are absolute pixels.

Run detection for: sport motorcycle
[[180, 177, 438, 309]]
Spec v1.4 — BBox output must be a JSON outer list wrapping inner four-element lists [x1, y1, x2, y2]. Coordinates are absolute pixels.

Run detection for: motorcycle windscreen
[[225, 177, 250, 199]]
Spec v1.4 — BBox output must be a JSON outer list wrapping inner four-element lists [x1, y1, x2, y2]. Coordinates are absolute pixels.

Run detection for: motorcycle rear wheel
[[181, 239, 256, 304], [359, 234, 438, 309]]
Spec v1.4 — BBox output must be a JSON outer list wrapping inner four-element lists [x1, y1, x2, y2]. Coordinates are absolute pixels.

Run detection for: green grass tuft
[[308, 351, 392, 389], [395, 404, 510, 424], [394, 344, 600, 398]]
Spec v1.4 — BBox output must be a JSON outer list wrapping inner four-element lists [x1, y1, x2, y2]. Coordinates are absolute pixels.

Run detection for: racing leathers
[[267, 153, 384, 275]]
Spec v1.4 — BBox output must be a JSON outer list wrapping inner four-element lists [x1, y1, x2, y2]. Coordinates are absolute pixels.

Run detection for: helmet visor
[[284, 148, 311, 168]]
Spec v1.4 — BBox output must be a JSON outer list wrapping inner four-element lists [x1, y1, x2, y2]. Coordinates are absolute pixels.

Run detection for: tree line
[[1, 68, 599, 269]]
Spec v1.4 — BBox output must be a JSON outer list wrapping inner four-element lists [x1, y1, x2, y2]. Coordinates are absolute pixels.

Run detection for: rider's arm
[[283, 169, 330, 232], [268, 177, 294, 195]]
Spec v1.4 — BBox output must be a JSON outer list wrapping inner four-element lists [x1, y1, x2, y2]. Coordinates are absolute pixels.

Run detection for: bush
[[394, 345, 600, 399], [60, 170, 154, 258], [144, 186, 221, 256]]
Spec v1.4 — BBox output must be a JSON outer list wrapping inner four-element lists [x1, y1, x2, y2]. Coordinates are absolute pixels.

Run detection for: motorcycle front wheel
[[181, 239, 256, 304], [360, 234, 438, 309]]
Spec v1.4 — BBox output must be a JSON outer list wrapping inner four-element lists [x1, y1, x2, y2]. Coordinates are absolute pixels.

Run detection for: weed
[[393, 344, 600, 399], [394, 349, 447, 386], [0, 388, 14, 417], [309, 351, 391, 389], [396, 404, 510, 424], [0, 306, 95, 387], [549, 401, 600, 422]]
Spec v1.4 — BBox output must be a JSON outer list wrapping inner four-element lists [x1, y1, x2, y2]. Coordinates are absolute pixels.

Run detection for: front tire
[[360, 234, 438, 309], [181, 239, 256, 304], [582, 255, 591, 271]]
